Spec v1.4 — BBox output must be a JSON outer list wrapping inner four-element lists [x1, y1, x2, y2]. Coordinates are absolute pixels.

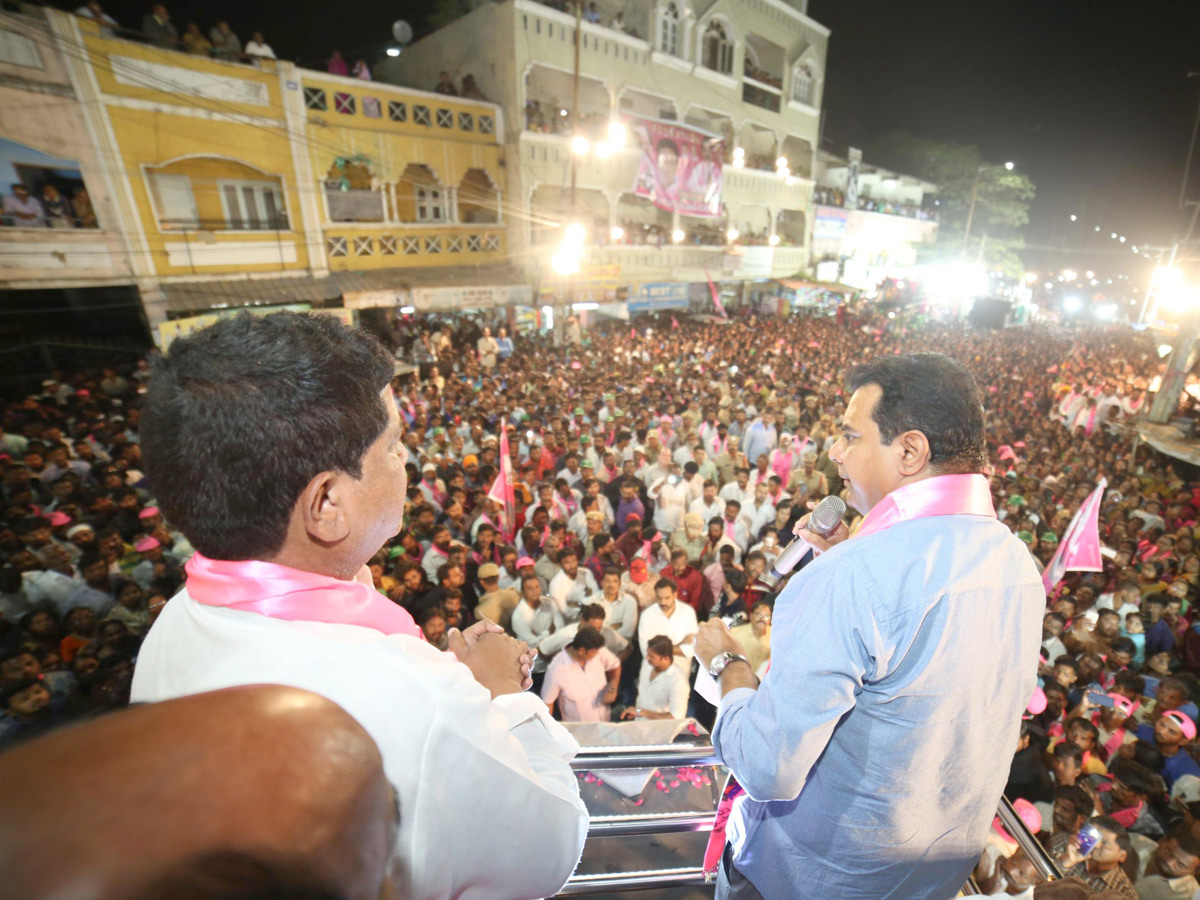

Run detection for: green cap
[[1007, 495, 1027, 506], [1017, 530, 1035, 546], [1041, 532, 1059, 547]]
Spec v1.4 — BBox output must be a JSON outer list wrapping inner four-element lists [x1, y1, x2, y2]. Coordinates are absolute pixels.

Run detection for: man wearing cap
[[475, 563, 520, 633], [671, 512, 709, 566], [418, 463, 446, 512]]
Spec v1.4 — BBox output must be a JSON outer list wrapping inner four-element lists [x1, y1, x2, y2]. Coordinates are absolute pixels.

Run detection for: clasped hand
[[447, 619, 534, 698]]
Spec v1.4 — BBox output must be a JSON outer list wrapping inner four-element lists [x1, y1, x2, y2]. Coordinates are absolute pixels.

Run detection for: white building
[[382, 0, 829, 311], [810, 148, 939, 291]]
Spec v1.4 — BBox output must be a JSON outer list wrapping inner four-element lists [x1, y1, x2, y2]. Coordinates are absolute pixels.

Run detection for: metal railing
[[560, 739, 1063, 896]]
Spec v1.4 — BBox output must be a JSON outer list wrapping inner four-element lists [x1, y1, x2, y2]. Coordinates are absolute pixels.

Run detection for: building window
[[402, 236, 421, 254], [149, 173, 199, 230], [459, 112, 474, 131], [380, 235, 397, 255], [218, 180, 287, 230], [303, 86, 326, 110], [363, 97, 381, 118], [416, 186, 445, 222], [702, 21, 733, 75], [413, 105, 431, 126], [353, 236, 373, 255], [388, 100, 407, 122], [334, 92, 356, 115], [425, 235, 441, 254], [479, 114, 494, 134], [792, 64, 814, 105], [436, 108, 453, 129], [327, 236, 347, 257], [657, 2, 680, 56]]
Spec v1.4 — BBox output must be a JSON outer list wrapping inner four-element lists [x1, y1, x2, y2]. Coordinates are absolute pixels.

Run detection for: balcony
[[323, 228, 505, 272], [742, 79, 781, 113]]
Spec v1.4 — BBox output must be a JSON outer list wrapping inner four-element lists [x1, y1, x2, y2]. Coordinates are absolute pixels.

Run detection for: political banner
[[631, 116, 724, 218], [1041, 478, 1106, 593]]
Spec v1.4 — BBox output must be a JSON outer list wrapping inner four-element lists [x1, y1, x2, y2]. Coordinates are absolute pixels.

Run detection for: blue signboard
[[627, 282, 690, 313]]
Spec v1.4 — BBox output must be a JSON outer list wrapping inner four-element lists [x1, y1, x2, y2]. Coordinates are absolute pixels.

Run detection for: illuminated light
[[1062, 268, 1077, 282], [1095, 226, 1101, 232], [1063, 296, 1082, 312], [775, 156, 788, 169], [1044, 282, 1053, 290], [1159, 344, 1175, 358], [768, 233, 780, 246], [1095, 303, 1117, 320], [1085, 270, 1094, 279], [785, 176, 796, 186], [726, 228, 739, 242], [1057, 276, 1065, 282], [883, 178, 898, 187], [609, 226, 624, 241], [1090, 279, 1098, 286], [399, 305, 415, 314], [1111, 232, 1118, 239], [386, 47, 401, 57], [550, 250, 580, 275], [559, 109, 568, 117], [1023, 272, 1037, 284], [887, 311, 896, 319], [1070, 214, 1077, 221], [607, 121, 627, 148], [1119, 235, 1127, 243], [733, 146, 745, 158], [1004, 161, 1014, 170], [1132, 245, 1139, 253], [570, 135, 590, 155], [564, 223, 586, 244], [672, 228, 685, 243], [594, 142, 611, 159], [732, 158, 745, 168], [571, 302, 599, 310]]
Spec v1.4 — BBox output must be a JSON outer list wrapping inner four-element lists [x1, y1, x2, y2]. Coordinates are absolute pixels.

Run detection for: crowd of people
[[812, 185, 939, 221], [5, 301, 1200, 895], [2, 184, 96, 230]]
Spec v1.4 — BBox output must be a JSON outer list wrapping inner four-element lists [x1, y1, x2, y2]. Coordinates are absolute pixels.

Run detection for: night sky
[[87, 0, 1200, 279]]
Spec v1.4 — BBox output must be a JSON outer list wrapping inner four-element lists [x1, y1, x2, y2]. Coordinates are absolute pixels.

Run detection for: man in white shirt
[[244, 31, 276, 58], [719, 467, 754, 509], [689, 479, 726, 523], [541, 625, 621, 722], [622, 634, 689, 720], [637, 578, 698, 680], [548, 547, 599, 622], [598, 568, 638, 642], [742, 481, 777, 539], [510, 574, 565, 676], [129, 312, 586, 900]]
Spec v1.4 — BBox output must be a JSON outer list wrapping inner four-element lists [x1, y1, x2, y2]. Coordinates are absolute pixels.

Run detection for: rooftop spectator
[[327, 48, 347, 75], [209, 20, 242, 61], [435, 70, 458, 95], [140, 3, 178, 48], [181, 22, 212, 56], [244, 31, 276, 59]]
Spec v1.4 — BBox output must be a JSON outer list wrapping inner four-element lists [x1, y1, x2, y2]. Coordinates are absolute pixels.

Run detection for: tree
[[870, 133, 1036, 278]]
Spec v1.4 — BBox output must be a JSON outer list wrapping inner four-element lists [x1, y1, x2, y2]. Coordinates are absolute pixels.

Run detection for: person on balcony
[[140, 4, 178, 48], [181, 22, 211, 56], [209, 21, 242, 61], [244, 31, 276, 59]]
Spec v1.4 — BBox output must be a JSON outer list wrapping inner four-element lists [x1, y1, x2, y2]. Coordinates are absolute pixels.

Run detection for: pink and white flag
[[705, 269, 727, 318], [487, 426, 517, 543], [1041, 478, 1106, 593]]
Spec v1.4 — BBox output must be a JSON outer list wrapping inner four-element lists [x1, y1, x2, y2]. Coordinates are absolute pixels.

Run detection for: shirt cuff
[[492, 690, 580, 761], [717, 686, 757, 720]]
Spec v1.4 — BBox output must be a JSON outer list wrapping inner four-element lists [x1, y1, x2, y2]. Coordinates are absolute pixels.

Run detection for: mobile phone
[[1086, 691, 1115, 708], [1076, 823, 1102, 858], [668, 475, 680, 485], [1142, 676, 1161, 697]]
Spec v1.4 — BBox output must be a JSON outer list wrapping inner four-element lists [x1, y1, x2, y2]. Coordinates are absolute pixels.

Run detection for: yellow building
[[2, 7, 516, 343]]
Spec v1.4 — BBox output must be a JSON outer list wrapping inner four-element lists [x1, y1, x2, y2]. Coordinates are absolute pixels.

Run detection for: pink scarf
[[185, 553, 423, 637]]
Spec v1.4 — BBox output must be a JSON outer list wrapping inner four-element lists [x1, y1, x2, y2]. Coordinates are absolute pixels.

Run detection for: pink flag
[[705, 269, 727, 318], [487, 427, 517, 543], [1041, 478, 1107, 593], [671, 316, 680, 330]]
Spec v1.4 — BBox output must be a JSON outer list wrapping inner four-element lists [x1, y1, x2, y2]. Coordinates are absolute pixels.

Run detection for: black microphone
[[764, 495, 847, 585]]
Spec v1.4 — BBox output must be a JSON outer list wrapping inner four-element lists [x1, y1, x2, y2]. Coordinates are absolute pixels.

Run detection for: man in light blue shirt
[[697, 353, 1044, 899], [740, 411, 777, 470]]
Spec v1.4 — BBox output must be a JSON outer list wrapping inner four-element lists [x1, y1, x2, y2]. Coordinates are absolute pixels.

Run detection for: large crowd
[[5, 303, 1200, 896]]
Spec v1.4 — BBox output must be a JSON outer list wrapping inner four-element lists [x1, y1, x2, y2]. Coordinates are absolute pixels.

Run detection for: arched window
[[702, 21, 732, 75], [658, 2, 680, 57], [792, 63, 815, 105]]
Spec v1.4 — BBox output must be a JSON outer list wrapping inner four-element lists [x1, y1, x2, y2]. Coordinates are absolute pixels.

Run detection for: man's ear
[[297, 470, 351, 544], [896, 429, 932, 477]]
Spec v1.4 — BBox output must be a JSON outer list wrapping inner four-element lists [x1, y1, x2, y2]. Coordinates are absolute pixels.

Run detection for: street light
[[1070, 214, 1077, 221], [1004, 161, 1014, 170], [726, 228, 739, 242], [671, 229, 685, 243], [768, 234, 780, 246], [570, 135, 590, 155], [607, 121, 627, 148], [609, 226, 624, 241]]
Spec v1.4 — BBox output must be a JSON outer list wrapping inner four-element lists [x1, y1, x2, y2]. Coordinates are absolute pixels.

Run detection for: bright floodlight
[[1085, 270, 1094, 279], [1119, 236, 1126, 243], [1133, 245, 1139, 253], [726, 228, 739, 242], [607, 121, 627, 148], [1111, 232, 1118, 239], [610, 226, 624, 241], [775, 156, 788, 169], [1023, 272, 1037, 284], [1004, 161, 1014, 170], [672, 229, 685, 243], [594, 142, 611, 159], [571, 302, 599, 311], [1063, 296, 1082, 312], [386, 47, 401, 57], [399, 305, 415, 314], [733, 146, 745, 158], [1062, 269, 1077, 282], [1159, 344, 1175, 358], [1095, 304, 1117, 320], [785, 176, 796, 186], [551, 250, 580, 276], [732, 158, 745, 168], [1070, 214, 1077, 221], [564, 223, 586, 243], [768, 234, 780, 246], [570, 135, 590, 155]]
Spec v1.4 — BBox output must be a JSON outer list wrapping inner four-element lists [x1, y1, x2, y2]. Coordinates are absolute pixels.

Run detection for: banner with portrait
[[631, 116, 724, 218]]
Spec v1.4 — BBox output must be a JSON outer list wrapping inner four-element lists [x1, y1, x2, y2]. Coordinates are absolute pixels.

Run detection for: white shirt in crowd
[[689, 496, 726, 524], [549, 567, 600, 622], [541, 645, 620, 722], [244, 39, 276, 58], [510, 597, 566, 674], [635, 663, 689, 719], [637, 601, 698, 679], [131, 590, 588, 900]]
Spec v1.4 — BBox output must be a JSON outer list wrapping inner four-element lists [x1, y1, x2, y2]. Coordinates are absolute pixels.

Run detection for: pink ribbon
[[184, 553, 423, 638], [855, 473, 996, 539]]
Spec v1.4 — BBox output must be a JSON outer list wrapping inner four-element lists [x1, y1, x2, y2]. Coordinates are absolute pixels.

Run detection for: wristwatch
[[708, 651, 750, 679]]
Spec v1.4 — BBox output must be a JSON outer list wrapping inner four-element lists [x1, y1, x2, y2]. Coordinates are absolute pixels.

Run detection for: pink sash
[[185, 552, 423, 637], [855, 473, 996, 539]]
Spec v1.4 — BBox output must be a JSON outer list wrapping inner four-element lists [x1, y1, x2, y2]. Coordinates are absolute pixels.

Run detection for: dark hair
[[141, 313, 394, 560], [1109, 636, 1136, 657], [1173, 829, 1200, 860], [1130, 739, 1164, 772], [416, 606, 446, 628], [1111, 759, 1161, 800], [570, 624, 606, 651], [647, 635, 673, 658], [1052, 740, 1084, 766], [654, 577, 676, 593], [579, 602, 606, 622], [845, 353, 985, 474], [1055, 783, 1093, 817], [1113, 671, 1146, 696]]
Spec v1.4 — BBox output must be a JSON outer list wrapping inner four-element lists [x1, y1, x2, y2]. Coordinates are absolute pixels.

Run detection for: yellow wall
[[147, 158, 284, 226]]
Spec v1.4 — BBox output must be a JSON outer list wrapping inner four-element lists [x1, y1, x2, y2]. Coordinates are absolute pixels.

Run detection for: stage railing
[[556, 739, 1063, 896]]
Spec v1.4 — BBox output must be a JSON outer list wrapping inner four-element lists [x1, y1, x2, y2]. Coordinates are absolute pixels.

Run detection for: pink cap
[[1164, 710, 1197, 741], [138, 506, 160, 519], [991, 798, 1042, 843], [1026, 686, 1047, 716], [47, 511, 72, 527], [134, 536, 160, 553], [516, 556, 535, 568], [1107, 693, 1135, 718], [75, 389, 90, 396]]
